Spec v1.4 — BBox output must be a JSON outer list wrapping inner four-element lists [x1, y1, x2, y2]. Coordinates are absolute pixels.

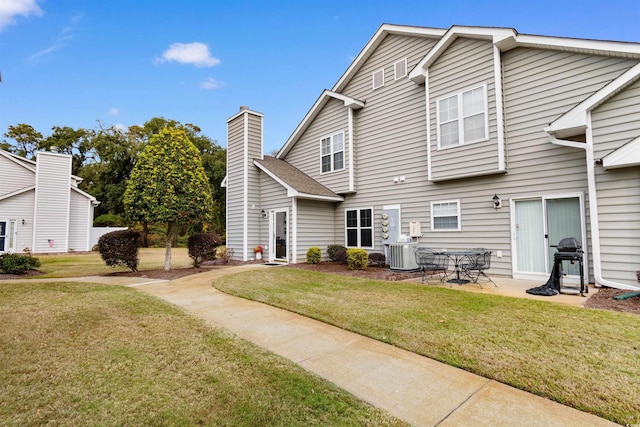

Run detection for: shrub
[[368, 252, 387, 268], [327, 244, 346, 262], [306, 247, 321, 264], [97, 229, 141, 272], [93, 213, 125, 227], [218, 246, 234, 264], [347, 248, 369, 270], [188, 232, 222, 267], [0, 253, 40, 274], [335, 248, 348, 265]]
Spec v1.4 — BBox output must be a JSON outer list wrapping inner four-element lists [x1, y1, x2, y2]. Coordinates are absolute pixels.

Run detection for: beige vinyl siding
[[429, 38, 499, 180], [296, 199, 335, 262], [68, 189, 91, 251], [258, 172, 290, 261], [284, 98, 350, 193], [32, 153, 71, 253], [0, 190, 34, 252], [590, 78, 640, 285], [226, 115, 247, 260], [0, 156, 34, 195]]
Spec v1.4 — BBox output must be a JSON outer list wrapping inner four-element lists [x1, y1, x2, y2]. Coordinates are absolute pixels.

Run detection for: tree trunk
[[141, 221, 150, 247], [164, 222, 173, 271]]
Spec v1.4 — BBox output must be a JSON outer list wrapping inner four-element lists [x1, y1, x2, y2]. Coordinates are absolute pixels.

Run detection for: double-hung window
[[431, 200, 461, 231], [321, 131, 344, 173], [437, 85, 488, 148], [345, 208, 373, 248]]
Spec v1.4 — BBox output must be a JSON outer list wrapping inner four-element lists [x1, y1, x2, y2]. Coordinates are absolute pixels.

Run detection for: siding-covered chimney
[[225, 106, 264, 261]]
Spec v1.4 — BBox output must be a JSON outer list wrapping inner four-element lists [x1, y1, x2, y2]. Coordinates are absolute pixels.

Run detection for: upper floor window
[[431, 200, 461, 231], [372, 69, 384, 90], [320, 131, 344, 173], [394, 59, 407, 80], [437, 85, 488, 149], [346, 208, 373, 248]]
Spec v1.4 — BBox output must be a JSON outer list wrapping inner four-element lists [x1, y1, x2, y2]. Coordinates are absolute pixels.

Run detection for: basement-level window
[[345, 208, 373, 248], [320, 131, 344, 173], [437, 85, 488, 148], [431, 200, 461, 231]]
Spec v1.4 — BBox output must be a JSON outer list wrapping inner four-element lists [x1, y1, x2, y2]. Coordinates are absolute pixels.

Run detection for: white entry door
[[269, 209, 288, 263], [513, 195, 585, 280]]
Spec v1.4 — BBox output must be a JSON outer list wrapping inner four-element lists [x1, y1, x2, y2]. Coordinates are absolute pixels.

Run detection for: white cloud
[[200, 77, 224, 90], [29, 14, 81, 62], [0, 0, 42, 31], [108, 107, 119, 116], [156, 42, 220, 67]]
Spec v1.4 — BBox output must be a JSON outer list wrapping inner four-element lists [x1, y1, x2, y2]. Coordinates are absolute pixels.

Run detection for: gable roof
[[254, 156, 343, 202], [602, 136, 640, 169], [0, 149, 36, 172], [277, 90, 364, 158], [409, 25, 640, 84]]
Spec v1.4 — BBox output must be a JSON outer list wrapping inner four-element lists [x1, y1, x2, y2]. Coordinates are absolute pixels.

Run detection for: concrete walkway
[[72, 264, 613, 427]]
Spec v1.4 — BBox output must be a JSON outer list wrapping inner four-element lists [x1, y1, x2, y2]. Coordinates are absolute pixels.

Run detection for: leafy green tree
[[123, 127, 213, 270], [41, 126, 95, 175], [3, 124, 43, 159]]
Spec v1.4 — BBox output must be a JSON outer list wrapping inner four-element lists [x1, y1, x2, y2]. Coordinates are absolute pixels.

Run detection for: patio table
[[436, 250, 482, 284]]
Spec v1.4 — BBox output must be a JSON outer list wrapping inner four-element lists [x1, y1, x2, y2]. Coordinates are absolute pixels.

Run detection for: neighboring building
[[0, 148, 99, 253], [224, 24, 640, 290]]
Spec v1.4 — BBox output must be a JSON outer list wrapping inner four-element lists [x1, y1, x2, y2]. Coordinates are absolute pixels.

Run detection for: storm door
[[269, 209, 288, 263]]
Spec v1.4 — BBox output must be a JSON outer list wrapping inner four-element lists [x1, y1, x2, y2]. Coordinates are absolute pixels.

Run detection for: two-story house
[[0, 148, 99, 254], [224, 24, 640, 290]]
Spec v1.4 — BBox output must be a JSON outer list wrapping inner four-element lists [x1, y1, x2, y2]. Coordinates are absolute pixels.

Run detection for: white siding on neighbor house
[[33, 152, 71, 253], [284, 98, 351, 193], [296, 199, 335, 262], [590, 78, 640, 285], [0, 190, 35, 252], [429, 38, 500, 180], [0, 155, 35, 195], [68, 189, 92, 251]]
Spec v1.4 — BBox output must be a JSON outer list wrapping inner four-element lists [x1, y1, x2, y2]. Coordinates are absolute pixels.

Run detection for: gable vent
[[372, 68, 384, 90], [394, 59, 407, 80]]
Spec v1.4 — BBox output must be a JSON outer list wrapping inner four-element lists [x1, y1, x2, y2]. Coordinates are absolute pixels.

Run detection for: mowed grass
[[215, 268, 640, 425], [32, 248, 194, 278], [0, 281, 404, 426]]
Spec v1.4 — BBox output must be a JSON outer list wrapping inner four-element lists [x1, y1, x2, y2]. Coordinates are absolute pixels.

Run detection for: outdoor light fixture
[[22, 219, 25, 225], [260, 209, 267, 219], [493, 194, 502, 209]]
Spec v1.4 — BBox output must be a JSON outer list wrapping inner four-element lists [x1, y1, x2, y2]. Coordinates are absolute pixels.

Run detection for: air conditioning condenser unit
[[388, 243, 419, 271]]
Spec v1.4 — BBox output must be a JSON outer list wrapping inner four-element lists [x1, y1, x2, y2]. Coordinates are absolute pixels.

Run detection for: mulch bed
[[3, 260, 639, 315]]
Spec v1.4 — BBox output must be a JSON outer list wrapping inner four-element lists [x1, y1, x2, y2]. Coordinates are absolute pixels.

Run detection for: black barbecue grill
[[552, 237, 586, 296]]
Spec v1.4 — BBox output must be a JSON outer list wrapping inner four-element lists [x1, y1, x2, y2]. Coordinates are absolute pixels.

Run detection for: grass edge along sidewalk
[[0, 281, 406, 427], [214, 267, 640, 426]]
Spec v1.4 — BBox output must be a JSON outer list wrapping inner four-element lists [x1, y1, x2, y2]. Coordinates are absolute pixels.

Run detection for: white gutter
[[550, 130, 640, 290]]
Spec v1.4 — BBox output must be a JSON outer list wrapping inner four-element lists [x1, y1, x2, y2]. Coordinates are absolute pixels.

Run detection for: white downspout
[[550, 131, 640, 291], [348, 107, 355, 193]]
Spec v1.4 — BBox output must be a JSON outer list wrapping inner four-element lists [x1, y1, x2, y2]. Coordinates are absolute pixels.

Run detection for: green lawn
[[0, 281, 404, 426], [215, 268, 640, 426]]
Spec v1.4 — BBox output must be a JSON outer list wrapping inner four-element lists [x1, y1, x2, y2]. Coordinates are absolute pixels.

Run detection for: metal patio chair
[[461, 250, 496, 288], [413, 247, 450, 284]]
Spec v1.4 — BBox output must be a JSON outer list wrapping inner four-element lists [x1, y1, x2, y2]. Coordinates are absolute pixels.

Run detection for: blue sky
[[1, 0, 639, 154]]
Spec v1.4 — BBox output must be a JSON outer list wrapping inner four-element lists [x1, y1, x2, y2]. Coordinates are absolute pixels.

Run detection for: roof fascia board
[[71, 185, 98, 203], [333, 24, 445, 92], [602, 136, 640, 169], [409, 26, 517, 83], [0, 150, 36, 173], [516, 34, 640, 57], [545, 62, 640, 135], [0, 185, 35, 201], [253, 160, 343, 202], [278, 90, 364, 158]]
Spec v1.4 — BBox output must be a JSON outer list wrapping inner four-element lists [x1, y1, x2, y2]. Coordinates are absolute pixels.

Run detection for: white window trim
[[319, 131, 345, 174], [430, 200, 461, 231], [394, 58, 407, 80], [345, 207, 374, 249], [436, 84, 489, 150], [372, 68, 385, 90]]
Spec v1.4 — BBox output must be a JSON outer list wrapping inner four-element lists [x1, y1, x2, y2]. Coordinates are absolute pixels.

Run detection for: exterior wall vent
[[372, 69, 384, 90]]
